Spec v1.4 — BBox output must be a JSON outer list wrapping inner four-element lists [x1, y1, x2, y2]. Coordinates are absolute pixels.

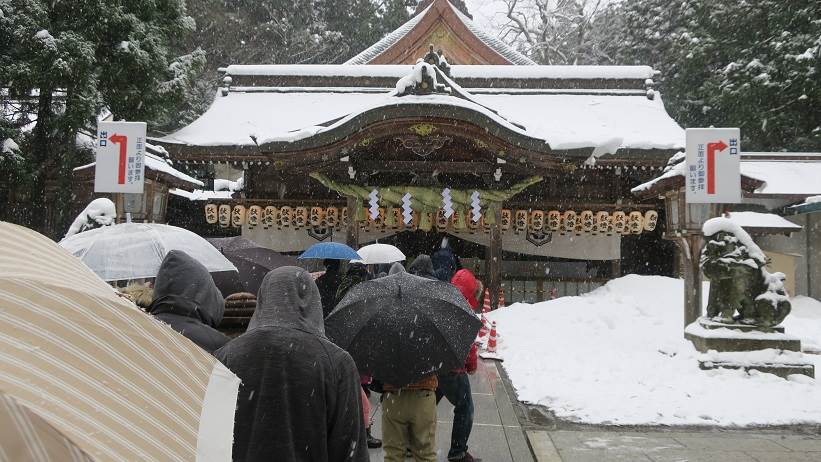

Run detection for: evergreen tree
[[0, 0, 204, 233], [153, 0, 411, 134], [617, 0, 820, 151]]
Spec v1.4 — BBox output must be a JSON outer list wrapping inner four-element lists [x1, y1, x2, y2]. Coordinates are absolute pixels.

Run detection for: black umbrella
[[207, 237, 297, 296], [325, 271, 482, 388]]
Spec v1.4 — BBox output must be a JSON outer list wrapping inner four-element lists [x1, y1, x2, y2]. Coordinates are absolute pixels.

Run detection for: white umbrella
[[357, 243, 406, 265], [60, 223, 237, 281]]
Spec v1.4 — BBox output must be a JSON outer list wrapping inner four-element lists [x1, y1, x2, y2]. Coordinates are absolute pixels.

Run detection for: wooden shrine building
[[154, 0, 685, 307]]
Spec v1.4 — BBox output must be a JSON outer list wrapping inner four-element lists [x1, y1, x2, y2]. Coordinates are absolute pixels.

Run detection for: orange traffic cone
[[487, 321, 498, 354], [481, 288, 492, 313], [498, 287, 506, 307], [477, 314, 489, 338]]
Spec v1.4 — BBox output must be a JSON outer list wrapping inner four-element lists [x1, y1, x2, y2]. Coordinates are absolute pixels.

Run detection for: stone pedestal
[[685, 317, 814, 378]]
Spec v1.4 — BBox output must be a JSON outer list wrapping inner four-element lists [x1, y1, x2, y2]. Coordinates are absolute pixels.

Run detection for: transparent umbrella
[[59, 223, 237, 281]]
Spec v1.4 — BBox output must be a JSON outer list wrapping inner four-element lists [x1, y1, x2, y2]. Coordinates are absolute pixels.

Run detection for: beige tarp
[[0, 222, 240, 461]]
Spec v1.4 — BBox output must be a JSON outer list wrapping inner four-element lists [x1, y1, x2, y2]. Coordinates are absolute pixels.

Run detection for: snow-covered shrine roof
[[632, 152, 821, 199], [725, 211, 802, 234], [345, 0, 535, 65], [788, 195, 821, 215], [74, 148, 203, 189], [155, 64, 683, 157]]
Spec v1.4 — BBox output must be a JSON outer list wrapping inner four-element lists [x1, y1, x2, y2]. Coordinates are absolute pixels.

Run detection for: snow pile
[[64, 198, 116, 239], [798, 195, 821, 206], [33, 29, 56, 49], [783, 296, 821, 353], [487, 275, 821, 426], [214, 177, 244, 192], [702, 217, 767, 264], [2, 138, 21, 161], [393, 60, 449, 95], [170, 176, 242, 201], [169, 189, 233, 201]]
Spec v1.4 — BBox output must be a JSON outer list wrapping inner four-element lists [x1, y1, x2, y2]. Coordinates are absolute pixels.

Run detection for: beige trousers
[[381, 389, 437, 462]]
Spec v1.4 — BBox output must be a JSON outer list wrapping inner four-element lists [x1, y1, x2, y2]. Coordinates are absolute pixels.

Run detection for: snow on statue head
[[64, 198, 116, 239], [700, 217, 790, 327]]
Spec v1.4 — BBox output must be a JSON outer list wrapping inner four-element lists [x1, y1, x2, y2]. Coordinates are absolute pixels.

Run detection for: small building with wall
[[72, 144, 204, 224], [634, 152, 821, 300]]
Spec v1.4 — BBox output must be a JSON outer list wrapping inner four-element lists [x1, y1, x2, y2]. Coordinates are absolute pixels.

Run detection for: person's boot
[[366, 427, 382, 448], [449, 452, 476, 462]]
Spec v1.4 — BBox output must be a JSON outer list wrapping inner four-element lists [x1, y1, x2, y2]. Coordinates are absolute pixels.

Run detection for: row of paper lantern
[[205, 204, 658, 235]]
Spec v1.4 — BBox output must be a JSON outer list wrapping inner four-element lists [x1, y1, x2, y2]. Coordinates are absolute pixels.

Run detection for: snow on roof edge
[[73, 152, 203, 187], [225, 64, 656, 80], [726, 211, 802, 230]]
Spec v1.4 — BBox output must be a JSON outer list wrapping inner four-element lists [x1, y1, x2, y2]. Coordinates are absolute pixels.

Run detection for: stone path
[[526, 429, 821, 462], [367, 358, 534, 461]]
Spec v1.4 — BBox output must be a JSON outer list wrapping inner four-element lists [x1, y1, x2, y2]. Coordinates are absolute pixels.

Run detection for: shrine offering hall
[[155, 0, 684, 306]]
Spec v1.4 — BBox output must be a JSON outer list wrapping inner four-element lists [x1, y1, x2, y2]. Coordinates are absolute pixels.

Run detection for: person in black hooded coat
[[148, 250, 229, 354], [215, 266, 369, 462]]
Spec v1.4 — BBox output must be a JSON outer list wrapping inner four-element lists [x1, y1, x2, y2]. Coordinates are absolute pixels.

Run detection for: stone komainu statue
[[700, 220, 791, 327]]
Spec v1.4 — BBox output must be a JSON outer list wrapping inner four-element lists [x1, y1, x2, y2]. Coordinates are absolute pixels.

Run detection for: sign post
[[685, 128, 741, 204], [94, 121, 147, 194], [681, 128, 740, 328]]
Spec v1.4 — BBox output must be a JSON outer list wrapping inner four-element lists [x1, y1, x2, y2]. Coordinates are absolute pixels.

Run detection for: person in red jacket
[[439, 269, 482, 462]]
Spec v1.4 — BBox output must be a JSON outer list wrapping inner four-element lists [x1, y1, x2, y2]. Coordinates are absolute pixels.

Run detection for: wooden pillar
[[678, 234, 704, 328], [345, 195, 359, 249], [488, 207, 502, 310], [611, 258, 621, 278]]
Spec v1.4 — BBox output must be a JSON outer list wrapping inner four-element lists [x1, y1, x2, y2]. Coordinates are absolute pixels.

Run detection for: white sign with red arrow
[[94, 121, 147, 193], [685, 128, 741, 204]]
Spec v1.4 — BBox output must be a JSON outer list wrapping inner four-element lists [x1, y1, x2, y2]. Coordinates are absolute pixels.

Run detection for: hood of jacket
[[149, 250, 225, 327], [248, 266, 325, 337], [431, 247, 460, 282], [388, 262, 406, 275], [451, 269, 480, 310], [407, 254, 436, 280]]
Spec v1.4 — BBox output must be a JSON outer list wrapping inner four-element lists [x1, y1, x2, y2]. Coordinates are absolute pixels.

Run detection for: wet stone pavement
[[526, 429, 821, 462]]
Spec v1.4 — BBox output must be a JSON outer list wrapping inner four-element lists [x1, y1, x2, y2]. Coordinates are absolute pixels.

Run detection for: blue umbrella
[[298, 242, 362, 260]]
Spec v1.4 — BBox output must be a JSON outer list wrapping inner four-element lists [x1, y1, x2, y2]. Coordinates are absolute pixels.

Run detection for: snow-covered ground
[[487, 275, 821, 426], [783, 296, 821, 353]]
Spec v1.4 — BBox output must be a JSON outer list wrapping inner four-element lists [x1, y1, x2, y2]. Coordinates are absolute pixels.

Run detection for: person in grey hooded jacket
[[148, 250, 229, 354], [215, 266, 369, 462], [407, 254, 437, 280]]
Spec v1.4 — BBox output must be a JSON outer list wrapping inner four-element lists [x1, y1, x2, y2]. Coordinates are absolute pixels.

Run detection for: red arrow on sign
[[706, 140, 728, 194], [109, 134, 128, 184]]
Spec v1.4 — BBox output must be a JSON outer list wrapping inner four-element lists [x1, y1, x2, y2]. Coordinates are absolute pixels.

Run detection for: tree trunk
[[28, 86, 55, 233]]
